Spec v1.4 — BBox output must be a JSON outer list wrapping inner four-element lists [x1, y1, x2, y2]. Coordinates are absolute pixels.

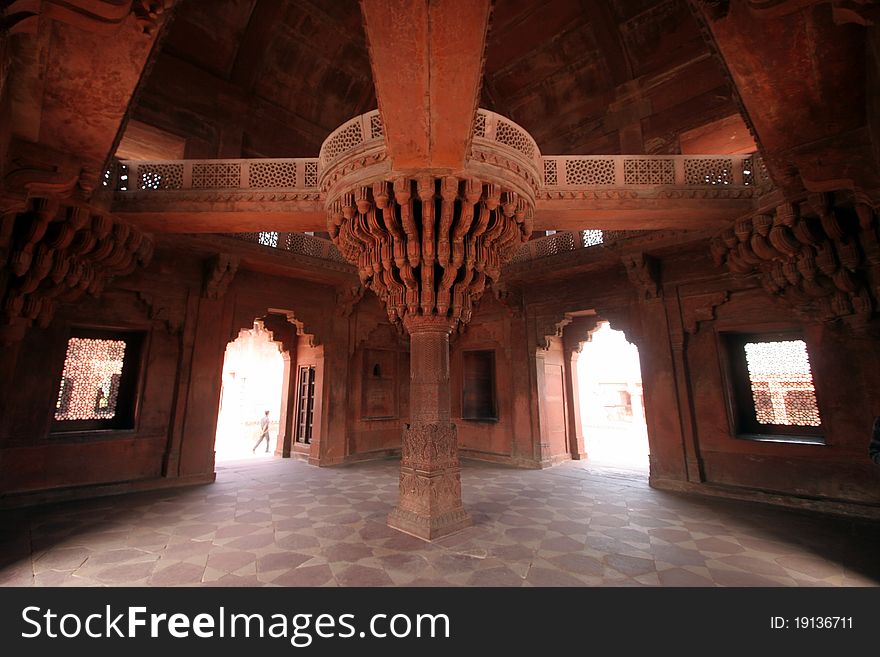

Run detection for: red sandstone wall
[[3, 233, 878, 515], [687, 289, 880, 504], [0, 246, 344, 502], [347, 317, 409, 460], [518, 244, 880, 511], [451, 295, 519, 462], [0, 252, 195, 497]]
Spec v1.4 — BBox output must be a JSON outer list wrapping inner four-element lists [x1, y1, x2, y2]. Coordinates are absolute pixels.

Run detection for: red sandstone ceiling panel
[[483, 0, 739, 156], [616, 0, 706, 79], [244, 0, 374, 131], [163, 0, 258, 80]]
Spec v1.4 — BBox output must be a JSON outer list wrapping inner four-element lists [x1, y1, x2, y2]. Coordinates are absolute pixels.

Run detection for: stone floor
[[1, 458, 878, 587]]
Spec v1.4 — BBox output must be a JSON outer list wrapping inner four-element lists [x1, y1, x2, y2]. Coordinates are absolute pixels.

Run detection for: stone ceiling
[[122, 0, 741, 159]]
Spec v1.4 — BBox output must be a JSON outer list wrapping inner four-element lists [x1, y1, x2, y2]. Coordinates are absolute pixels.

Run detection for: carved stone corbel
[[202, 253, 239, 300], [622, 251, 661, 301], [335, 283, 364, 317], [1, 195, 154, 343], [534, 313, 572, 351], [711, 194, 876, 324], [136, 291, 184, 333], [682, 291, 730, 334]]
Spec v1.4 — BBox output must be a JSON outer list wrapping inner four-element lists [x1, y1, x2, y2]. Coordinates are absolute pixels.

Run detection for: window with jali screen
[[52, 330, 145, 433], [725, 333, 823, 443]]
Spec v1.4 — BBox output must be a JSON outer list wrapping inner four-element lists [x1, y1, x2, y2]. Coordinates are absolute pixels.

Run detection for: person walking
[[253, 410, 271, 453]]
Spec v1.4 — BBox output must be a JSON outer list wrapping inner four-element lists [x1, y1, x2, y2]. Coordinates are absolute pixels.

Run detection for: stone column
[[564, 349, 587, 460], [274, 350, 296, 458], [387, 315, 472, 540]]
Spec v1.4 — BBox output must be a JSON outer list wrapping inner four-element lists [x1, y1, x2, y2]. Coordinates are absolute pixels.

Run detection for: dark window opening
[[724, 332, 823, 444], [296, 365, 316, 444], [462, 350, 497, 421], [52, 329, 145, 433], [373, 363, 381, 377]]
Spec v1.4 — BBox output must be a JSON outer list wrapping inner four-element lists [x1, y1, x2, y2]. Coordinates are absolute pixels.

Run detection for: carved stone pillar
[[321, 116, 539, 538], [387, 314, 471, 540]]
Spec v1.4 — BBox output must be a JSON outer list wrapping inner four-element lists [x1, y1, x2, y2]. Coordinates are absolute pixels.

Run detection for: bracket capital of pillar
[[402, 314, 457, 335]]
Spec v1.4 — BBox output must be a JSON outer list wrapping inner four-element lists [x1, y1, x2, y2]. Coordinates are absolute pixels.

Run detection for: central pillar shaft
[[387, 315, 472, 540]]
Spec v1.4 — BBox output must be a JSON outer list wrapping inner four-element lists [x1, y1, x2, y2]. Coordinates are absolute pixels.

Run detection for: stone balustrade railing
[[472, 109, 543, 168], [114, 151, 769, 196], [116, 158, 321, 192], [315, 108, 543, 171], [318, 109, 384, 170], [222, 231, 348, 263], [506, 229, 646, 264], [540, 153, 771, 190], [111, 108, 776, 269]]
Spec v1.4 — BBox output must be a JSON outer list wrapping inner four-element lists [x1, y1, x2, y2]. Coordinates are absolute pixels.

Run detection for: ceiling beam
[[359, 0, 492, 171], [692, 3, 877, 199], [111, 192, 758, 233]]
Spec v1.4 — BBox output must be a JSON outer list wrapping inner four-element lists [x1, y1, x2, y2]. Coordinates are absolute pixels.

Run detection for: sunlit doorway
[[577, 321, 649, 472], [214, 320, 284, 462]]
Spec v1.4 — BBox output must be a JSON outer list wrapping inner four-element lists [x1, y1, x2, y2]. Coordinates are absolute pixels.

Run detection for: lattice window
[[543, 159, 558, 186], [582, 230, 604, 247], [55, 338, 126, 421], [321, 121, 364, 163], [286, 232, 305, 254], [495, 120, 535, 158], [258, 231, 279, 248], [507, 244, 531, 263], [565, 158, 615, 185], [755, 155, 771, 186], [248, 162, 297, 189], [116, 164, 129, 191], [685, 158, 733, 185], [192, 162, 241, 189], [743, 340, 821, 427], [302, 234, 323, 258], [304, 161, 318, 188], [52, 330, 144, 432], [742, 157, 754, 186], [328, 245, 346, 262], [623, 159, 674, 185], [535, 232, 577, 258], [138, 164, 183, 190], [370, 113, 384, 140], [473, 112, 487, 138]]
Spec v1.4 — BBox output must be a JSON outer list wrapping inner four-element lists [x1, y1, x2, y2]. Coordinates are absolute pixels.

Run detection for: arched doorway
[[576, 321, 649, 472], [214, 320, 285, 462]]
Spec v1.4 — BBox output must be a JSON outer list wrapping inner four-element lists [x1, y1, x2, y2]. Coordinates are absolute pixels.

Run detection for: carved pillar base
[[387, 422, 472, 540]]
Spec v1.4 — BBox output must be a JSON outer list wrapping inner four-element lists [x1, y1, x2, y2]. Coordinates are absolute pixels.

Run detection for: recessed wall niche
[[362, 348, 398, 419]]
